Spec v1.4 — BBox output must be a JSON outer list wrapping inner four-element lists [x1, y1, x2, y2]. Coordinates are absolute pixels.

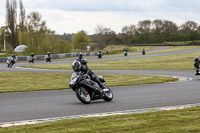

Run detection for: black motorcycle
[[124, 50, 128, 56], [46, 56, 51, 62], [194, 57, 200, 75], [98, 53, 102, 59], [7, 57, 15, 68], [142, 49, 145, 55], [69, 73, 113, 104], [29, 57, 35, 63], [194, 64, 200, 75]]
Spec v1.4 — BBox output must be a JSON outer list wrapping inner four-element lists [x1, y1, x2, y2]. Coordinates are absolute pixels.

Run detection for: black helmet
[[72, 61, 81, 72], [80, 57, 88, 65], [79, 53, 83, 57], [195, 56, 199, 62]]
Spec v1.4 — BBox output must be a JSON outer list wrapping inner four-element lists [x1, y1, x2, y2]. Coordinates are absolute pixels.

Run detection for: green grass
[[148, 46, 200, 54], [104, 45, 156, 54], [128, 46, 155, 52], [164, 40, 200, 45], [1, 106, 200, 133], [99, 46, 200, 59], [25, 51, 200, 70], [125, 46, 200, 56], [0, 72, 176, 93]]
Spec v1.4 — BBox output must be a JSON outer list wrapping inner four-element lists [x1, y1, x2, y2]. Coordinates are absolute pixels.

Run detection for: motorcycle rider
[[31, 52, 34, 58], [7, 53, 16, 66], [124, 49, 128, 56], [72, 60, 105, 96], [98, 51, 102, 59], [77, 53, 83, 62], [10, 54, 16, 62], [47, 52, 51, 57], [142, 49, 145, 55], [46, 52, 51, 62], [12, 53, 16, 58], [194, 56, 200, 75], [29, 52, 35, 63], [76, 53, 104, 88]]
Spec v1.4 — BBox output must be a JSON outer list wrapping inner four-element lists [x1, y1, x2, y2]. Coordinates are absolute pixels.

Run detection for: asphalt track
[[0, 48, 200, 123]]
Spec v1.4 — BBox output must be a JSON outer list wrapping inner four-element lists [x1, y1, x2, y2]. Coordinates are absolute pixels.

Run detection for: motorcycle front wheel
[[9, 63, 13, 68], [103, 87, 113, 102], [76, 87, 91, 104]]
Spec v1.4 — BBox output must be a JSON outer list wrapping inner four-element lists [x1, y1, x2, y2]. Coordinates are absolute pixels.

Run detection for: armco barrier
[[0, 57, 8, 62], [17, 56, 28, 61], [59, 54, 65, 58], [52, 54, 59, 59], [86, 52, 90, 56], [65, 53, 71, 57], [36, 55, 45, 60], [0, 52, 106, 62]]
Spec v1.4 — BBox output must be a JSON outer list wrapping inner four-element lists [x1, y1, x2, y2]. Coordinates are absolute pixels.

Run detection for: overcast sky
[[0, 0, 200, 34]]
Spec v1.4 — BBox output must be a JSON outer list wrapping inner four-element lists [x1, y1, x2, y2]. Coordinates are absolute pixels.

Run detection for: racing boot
[[94, 87, 104, 97], [195, 70, 200, 75]]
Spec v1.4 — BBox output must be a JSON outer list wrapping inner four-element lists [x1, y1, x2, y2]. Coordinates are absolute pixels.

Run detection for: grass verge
[[104, 45, 156, 54], [0, 72, 177, 93], [1, 106, 200, 132], [25, 51, 200, 70], [147, 46, 200, 54], [164, 40, 200, 45], [104, 46, 200, 57]]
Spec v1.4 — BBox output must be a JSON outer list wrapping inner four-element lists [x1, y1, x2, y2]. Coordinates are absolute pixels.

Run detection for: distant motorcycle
[[124, 51, 128, 56], [7, 57, 15, 68], [29, 57, 35, 63], [98, 52, 102, 59], [194, 56, 200, 75], [69, 73, 113, 104], [142, 50, 145, 55], [46, 56, 51, 62]]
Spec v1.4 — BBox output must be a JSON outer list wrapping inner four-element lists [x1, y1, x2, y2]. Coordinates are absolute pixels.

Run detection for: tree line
[[1, 0, 200, 54], [91, 20, 200, 50], [0, 0, 71, 55]]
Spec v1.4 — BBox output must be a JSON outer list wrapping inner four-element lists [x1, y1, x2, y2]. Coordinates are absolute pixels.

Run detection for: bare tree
[[19, 0, 25, 32], [137, 20, 152, 34], [95, 24, 105, 34], [27, 12, 42, 50], [18, 0, 26, 44], [162, 20, 178, 41], [121, 24, 136, 44], [6, 0, 18, 49], [94, 25, 116, 49], [137, 20, 152, 43], [152, 20, 164, 42], [180, 21, 198, 32]]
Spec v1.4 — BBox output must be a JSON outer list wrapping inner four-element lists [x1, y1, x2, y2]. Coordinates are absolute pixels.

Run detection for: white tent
[[14, 45, 28, 52]]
